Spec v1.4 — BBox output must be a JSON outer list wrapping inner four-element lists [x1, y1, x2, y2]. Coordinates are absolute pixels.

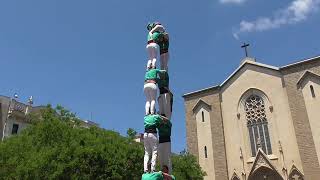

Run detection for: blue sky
[[0, 0, 319, 152]]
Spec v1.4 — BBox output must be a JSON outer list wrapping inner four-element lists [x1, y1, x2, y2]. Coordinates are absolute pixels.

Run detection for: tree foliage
[[0, 106, 143, 179], [126, 128, 137, 140], [0, 105, 205, 179], [171, 151, 206, 180]]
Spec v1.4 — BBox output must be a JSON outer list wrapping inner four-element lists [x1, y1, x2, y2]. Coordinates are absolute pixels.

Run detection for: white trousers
[[160, 52, 169, 71], [158, 93, 172, 120], [158, 142, 172, 174], [144, 83, 157, 115], [144, 133, 158, 172], [146, 43, 159, 69]]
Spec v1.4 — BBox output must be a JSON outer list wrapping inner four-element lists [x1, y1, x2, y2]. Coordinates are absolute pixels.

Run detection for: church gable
[[248, 149, 282, 179], [222, 60, 279, 87], [192, 99, 211, 114], [296, 70, 320, 89], [221, 61, 281, 93], [231, 172, 241, 180], [289, 165, 304, 180]]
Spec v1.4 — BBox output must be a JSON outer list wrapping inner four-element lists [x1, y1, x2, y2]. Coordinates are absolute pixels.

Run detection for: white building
[[0, 95, 99, 140]]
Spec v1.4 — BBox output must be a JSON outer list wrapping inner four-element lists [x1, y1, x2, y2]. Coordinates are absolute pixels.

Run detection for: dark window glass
[[310, 85, 315, 98], [264, 124, 272, 154], [248, 123, 256, 156], [258, 122, 267, 153], [202, 111, 205, 122], [204, 146, 207, 158], [245, 95, 272, 156], [12, 124, 19, 134], [253, 125, 259, 152]]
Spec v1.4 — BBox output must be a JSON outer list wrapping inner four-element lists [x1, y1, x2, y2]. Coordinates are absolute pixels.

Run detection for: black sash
[[159, 136, 171, 143], [145, 127, 157, 133], [159, 87, 169, 94]]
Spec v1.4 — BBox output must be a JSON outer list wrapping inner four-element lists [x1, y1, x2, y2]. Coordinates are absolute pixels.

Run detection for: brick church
[[183, 55, 320, 180]]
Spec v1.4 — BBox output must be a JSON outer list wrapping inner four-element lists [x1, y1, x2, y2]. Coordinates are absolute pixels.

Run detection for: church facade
[[183, 56, 320, 180]]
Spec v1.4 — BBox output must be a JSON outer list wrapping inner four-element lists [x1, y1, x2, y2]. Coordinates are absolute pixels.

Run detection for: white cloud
[[233, 0, 320, 39], [220, 0, 246, 4]]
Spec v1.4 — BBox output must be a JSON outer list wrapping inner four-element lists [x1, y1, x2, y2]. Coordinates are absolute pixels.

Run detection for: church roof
[[220, 59, 279, 87], [296, 70, 320, 88], [280, 54, 320, 69], [182, 85, 220, 98], [192, 99, 212, 113], [183, 55, 320, 99]]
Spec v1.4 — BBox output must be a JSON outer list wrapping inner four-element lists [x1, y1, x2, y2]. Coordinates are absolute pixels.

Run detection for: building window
[[310, 85, 315, 98], [204, 146, 208, 158], [12, 124, 19, 134], [245, 95, 272, 156], [201, 111, 205, 122]]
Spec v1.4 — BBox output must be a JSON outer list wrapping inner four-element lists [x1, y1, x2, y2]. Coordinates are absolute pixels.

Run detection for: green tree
[[127, 128, 137, 140], [171, 151, 206, 180], [0, 105, 205, 179], [0, 106, 144, 179]]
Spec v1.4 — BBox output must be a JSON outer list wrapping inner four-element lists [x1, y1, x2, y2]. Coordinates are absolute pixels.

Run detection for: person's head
[[149, 66, 156, 70], [162, 165, 169, 173], [147, 23, 154, 31]]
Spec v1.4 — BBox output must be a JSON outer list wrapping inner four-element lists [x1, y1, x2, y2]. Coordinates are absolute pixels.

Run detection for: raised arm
[[162, 172, 173, 180], [159, 114, 169, 122], [157, 70, 167, 75], [149, 24, 165, 35]]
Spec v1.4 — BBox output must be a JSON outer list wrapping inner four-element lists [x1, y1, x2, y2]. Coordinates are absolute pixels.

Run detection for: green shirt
[[158, 71, 169, 88], [144, 114, 162, 130], [171, 175, 176, 180], [145, 69, 166, 82], [158, 121, 172, 138], [141, 172, 163, 180], [147, 31, 162, 42]]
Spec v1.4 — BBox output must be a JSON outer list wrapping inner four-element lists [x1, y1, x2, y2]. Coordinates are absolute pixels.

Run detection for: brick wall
[[281, 59, 320, 179], [184, 89, 228, 179]]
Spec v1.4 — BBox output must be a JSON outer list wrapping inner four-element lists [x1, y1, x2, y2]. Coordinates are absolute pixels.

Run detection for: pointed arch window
[[245, 95, 272, 156]]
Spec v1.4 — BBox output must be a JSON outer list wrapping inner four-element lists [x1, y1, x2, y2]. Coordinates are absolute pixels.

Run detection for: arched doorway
[[249, 167, 283, 180]]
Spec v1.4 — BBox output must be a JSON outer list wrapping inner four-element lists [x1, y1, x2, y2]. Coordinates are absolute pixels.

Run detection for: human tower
[[142, 22, 175, 180]]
